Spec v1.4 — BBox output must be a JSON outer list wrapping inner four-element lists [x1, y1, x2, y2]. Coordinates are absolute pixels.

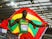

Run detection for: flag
[[8, 7, 48, 39]]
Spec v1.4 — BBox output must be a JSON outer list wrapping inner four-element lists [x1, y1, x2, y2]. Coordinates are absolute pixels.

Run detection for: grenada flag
[[8, 7, 48, 39]]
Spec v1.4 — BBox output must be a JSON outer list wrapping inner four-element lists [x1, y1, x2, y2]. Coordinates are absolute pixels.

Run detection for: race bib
[[21, 24, 28, 31]]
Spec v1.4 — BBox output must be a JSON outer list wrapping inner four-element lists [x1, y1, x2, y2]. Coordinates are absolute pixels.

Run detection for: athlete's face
[[22, 10, 27, 19]]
